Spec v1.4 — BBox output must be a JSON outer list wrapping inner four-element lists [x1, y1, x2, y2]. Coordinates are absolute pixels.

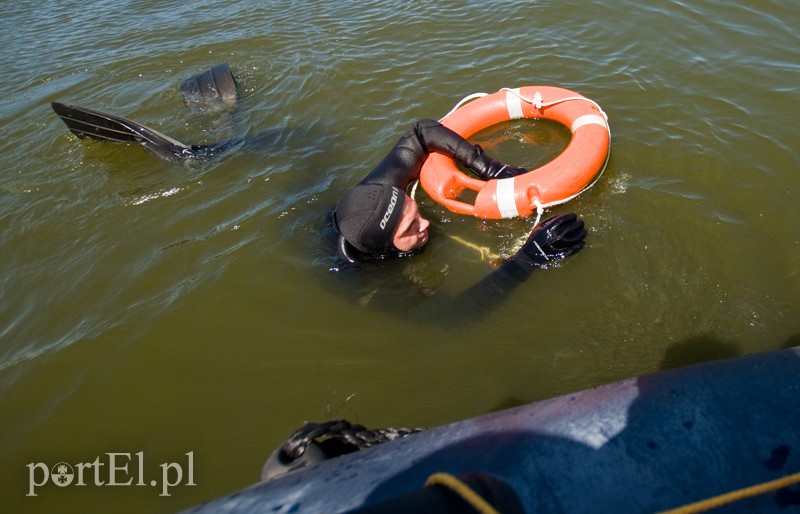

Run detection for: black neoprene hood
[[333, 183, 406, 255]]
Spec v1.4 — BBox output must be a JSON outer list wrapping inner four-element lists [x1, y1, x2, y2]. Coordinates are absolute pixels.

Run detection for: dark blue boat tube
[[184, 347, 800, 514]]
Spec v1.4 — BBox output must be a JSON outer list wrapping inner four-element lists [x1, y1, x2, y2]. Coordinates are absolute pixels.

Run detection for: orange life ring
[[419, 86, 610, 219]]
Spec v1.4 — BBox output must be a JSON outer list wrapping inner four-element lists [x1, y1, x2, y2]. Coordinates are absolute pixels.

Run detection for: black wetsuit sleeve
[[418, 211, 586, 324], [358, 119, 520, 190], [405, 256, 534, 327], [449, 258, 534, 320]]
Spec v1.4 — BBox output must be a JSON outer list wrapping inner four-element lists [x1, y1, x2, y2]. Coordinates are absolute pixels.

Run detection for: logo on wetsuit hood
[[379, 188, 399, 230]]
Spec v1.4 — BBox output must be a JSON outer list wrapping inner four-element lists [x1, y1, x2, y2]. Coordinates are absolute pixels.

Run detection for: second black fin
[[51, 102, 194, 163], [180, 63, 238, 109]]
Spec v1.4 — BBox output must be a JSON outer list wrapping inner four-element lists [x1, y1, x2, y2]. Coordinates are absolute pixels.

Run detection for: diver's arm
[[357, 121, 434, 190], [450, 213, 587, 318], [413, 119, 528, 180], [358, 120, 526, 191]]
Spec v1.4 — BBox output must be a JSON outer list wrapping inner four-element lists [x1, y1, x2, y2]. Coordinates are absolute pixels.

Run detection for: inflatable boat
[[185, 347, 800, 513]]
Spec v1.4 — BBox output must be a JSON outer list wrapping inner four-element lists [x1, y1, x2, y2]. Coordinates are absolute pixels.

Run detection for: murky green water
[[1, 0, 798, 512]]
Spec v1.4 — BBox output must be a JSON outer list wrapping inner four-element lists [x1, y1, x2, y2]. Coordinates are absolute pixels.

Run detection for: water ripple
[[2, 3, 799, 511]]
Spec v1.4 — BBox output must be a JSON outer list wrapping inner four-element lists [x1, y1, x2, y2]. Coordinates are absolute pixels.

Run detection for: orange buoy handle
[[419, 86, 610, 219]]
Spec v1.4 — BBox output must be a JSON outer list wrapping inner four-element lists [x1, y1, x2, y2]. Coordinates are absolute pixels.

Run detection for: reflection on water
[[1, 0, 799, 512]]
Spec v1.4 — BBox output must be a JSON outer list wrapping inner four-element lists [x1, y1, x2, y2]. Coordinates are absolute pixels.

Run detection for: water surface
[[1, 1, 798, 512]]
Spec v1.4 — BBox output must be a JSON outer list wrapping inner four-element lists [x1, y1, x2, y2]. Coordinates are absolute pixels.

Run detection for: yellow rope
[[425, 472, 502, 514], [445, 233, 529, 263], [446, 234, 498, 261], [657, 470, 800, 514], [426, 467, 800, 514]]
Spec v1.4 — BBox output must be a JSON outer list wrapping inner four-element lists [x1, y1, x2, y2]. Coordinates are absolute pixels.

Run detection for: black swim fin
[[51, 102, 245, 163], [180, 63, 238, 108], [51, 102, 194, 162]]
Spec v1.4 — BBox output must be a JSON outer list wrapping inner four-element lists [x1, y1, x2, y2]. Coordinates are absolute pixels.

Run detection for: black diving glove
[[467, 144, 528, 180], [511, 213, 587, 268]]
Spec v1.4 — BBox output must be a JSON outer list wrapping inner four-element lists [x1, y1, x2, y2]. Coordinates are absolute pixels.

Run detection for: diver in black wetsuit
[[51, 64, 587, 299], [332, 119, 587, 301]]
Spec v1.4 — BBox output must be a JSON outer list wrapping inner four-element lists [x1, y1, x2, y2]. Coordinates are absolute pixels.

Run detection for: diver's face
[[392, 196, 430, 252]]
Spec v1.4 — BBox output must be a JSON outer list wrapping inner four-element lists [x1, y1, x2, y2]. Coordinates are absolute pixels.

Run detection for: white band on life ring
[[571, 114, 608, 132], [505, 88, 525, 119], [496, 178, 519, 218]]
